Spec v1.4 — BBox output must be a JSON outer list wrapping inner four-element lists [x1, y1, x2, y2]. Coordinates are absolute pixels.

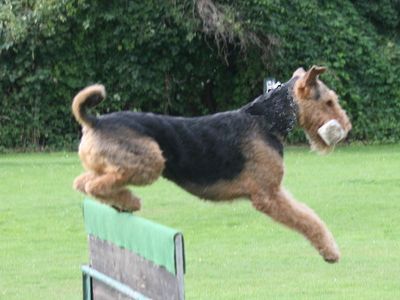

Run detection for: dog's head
[[292, 66, 352, 153]]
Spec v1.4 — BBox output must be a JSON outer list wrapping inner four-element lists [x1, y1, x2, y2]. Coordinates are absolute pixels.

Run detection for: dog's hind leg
[[251, 188, 340, 263], [84, 172, 141, 212], [73, 172, 97, 194]]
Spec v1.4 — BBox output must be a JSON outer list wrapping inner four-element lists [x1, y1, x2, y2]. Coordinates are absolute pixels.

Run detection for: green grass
[[1, 144, 400, 299]]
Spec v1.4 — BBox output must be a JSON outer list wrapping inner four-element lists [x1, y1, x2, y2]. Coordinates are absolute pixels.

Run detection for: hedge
[[1, 0, 399, 150]]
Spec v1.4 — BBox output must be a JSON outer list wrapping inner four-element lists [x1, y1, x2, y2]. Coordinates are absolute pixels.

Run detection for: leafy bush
[[1, 0, 400, 150]]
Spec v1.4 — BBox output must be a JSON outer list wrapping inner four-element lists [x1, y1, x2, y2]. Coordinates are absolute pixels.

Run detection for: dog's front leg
[[251, 188, 340, 263]]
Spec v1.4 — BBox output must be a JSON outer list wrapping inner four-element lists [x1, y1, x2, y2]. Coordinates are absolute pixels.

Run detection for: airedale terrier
[[72, 66, 351, 263]]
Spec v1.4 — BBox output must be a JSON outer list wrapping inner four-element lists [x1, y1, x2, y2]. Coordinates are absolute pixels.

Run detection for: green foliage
[[352, 0, 400, 32], [1, 0, 400, 150]]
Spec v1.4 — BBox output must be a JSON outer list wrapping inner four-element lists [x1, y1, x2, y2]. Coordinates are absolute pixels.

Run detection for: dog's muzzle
[[317, 119, 346, 146]]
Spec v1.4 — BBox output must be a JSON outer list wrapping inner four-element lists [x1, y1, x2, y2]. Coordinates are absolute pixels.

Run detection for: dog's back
[[93, 110, 276, 186]]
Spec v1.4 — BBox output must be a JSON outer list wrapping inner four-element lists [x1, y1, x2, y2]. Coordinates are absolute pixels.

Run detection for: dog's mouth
[[317, 119, 346, 146], [305, 119, 346, 154]]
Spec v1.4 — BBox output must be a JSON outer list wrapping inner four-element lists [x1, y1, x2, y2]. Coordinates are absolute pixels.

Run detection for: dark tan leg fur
[[74, 170, 142, 211], [83, 172, 140, 212], [251, 188, 340, 263], [73, 172, 96, 193], [74, 129, 165, 212]]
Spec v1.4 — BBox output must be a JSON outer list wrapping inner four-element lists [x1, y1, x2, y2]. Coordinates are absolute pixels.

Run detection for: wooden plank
[[82, 265, 150, 300], [92, 280, 131, 300], [89, 235, 183, 300], [83, 199, 179, 275]]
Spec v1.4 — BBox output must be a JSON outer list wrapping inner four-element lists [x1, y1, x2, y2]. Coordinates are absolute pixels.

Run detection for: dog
[[72, 66, 351, 263]]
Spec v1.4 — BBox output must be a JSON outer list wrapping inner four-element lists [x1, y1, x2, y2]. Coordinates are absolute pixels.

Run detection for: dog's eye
[[326, 100, 334, 107]]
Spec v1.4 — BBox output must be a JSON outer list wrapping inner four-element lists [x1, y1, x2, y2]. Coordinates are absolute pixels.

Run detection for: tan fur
[[72, 66, 351, 263], [294, 66, 352, 153], [180, 134, 340, 262], [182, 135, 283, 200], [72, 84, 106, 127], [74, 126, 165, 211], [251, 188, 340, 262], [78, 128, 165, 184]]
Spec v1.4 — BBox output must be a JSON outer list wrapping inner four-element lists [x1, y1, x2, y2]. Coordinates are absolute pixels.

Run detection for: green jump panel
[[83, 198, 180, 275]]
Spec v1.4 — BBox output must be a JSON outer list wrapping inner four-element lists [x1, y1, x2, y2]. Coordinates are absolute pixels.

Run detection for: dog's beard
[[305, 132, 334, 155], [305, 119, 345, 155]]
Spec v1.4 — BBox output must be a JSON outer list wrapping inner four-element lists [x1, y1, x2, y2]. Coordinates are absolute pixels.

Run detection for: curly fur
[[72, 66, 351, 263]]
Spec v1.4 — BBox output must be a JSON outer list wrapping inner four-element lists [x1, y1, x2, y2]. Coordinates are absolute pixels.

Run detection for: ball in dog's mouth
[[317, 119, 345, 146]]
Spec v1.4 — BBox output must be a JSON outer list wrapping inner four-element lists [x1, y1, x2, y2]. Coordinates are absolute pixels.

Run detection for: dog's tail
[[72, 84, 106, 127]]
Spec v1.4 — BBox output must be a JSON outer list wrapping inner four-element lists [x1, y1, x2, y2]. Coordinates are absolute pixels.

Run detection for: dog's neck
[[241, 77, 299, 138]]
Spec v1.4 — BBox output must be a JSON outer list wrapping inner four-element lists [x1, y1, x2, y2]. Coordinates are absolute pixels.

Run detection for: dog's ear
[[292, 67, 306, 78], [295, 66, 327, 98], [303, 65, 326, 87]]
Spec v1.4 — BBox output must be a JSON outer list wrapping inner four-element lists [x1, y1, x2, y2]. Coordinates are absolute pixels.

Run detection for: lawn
[[0, 144, 399, 299]]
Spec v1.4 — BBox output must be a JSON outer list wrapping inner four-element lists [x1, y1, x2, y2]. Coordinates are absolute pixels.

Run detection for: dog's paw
[[111, 205, 137, 213], [73, 177, 87, 193], [323, 252, 340, 263], [320, 242, 340, 263], [125, 197, 141, 212], [113, 195, 141, 213]]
